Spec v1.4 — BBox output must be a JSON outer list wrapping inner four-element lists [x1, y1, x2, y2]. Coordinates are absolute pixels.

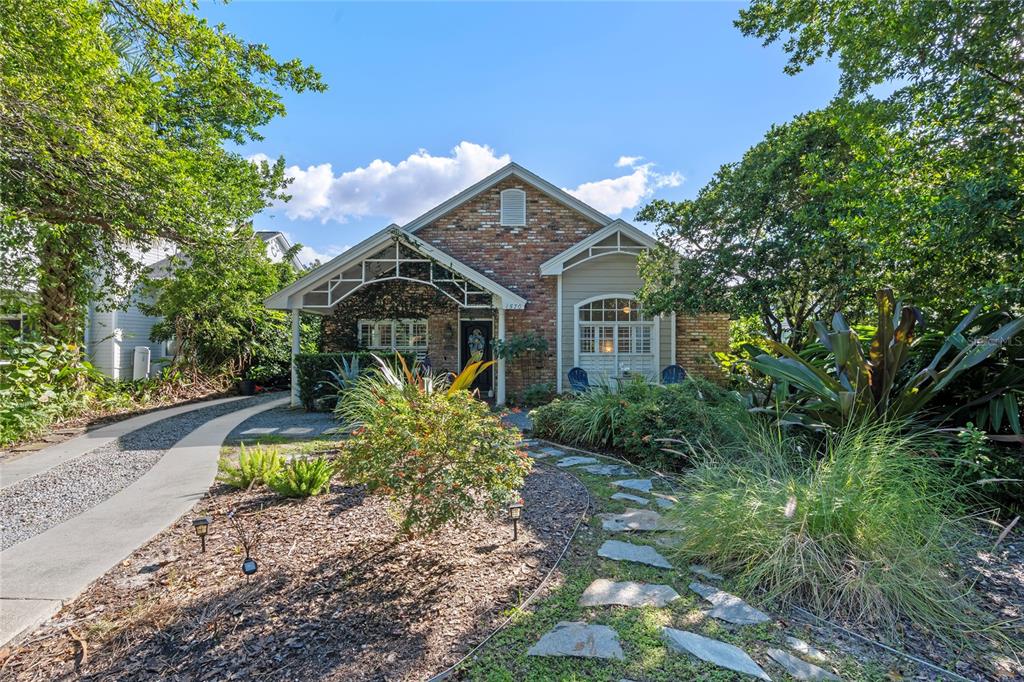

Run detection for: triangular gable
[[539, 220, 658, 275], [403, 162, 612, 233], [265, 226, 527, 311]]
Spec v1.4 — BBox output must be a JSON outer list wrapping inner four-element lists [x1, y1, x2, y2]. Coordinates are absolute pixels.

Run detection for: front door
[[459, 320, 493, 395]]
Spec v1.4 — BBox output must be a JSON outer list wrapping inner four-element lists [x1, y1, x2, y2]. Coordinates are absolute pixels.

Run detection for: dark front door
[[459, 320, 493, 394]]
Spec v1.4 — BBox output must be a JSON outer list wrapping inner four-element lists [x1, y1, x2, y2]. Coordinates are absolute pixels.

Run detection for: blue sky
[[198, 1, 840, 265]]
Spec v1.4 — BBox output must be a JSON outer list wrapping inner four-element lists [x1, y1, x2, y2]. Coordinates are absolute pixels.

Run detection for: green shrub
[[668, 420, 979, 640], [293, 351, 415, 411], [217, 444, 285, 489], [338, 367, 530, 538], [267, 456, 337, 498], [509, 382, 556, 409], [530, 377, 751, 467]]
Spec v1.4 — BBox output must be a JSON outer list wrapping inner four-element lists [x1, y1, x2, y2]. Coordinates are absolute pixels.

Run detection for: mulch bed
[[0, 464, 588, 681]]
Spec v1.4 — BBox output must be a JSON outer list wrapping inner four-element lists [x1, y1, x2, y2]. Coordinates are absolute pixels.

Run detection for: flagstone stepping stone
[[610, 492, 649, 505], [598, 539, 673, 568], [538, 446, 568, 456], [527, 620, 624, 660], [785, 637, 830, 663], [599, 508, 667, 532], [526, 449, 552, 459], [579, 578, 680, 607], [580, 464, 634, 476], [611, 478, 653, 493], [690, 564, 724, 581], [652, 493, 678, 509], [768, 649, 840, 681], [557, 455, 599, 467], [690, 582, 772, 625], [662, 628, 771, 680]]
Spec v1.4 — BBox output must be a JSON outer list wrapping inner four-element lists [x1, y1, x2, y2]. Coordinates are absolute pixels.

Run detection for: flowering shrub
[[339, 361, 530, 538]]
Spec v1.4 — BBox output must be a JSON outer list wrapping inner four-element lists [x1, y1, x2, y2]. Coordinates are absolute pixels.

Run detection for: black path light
[[242, 557, 258, 577], [508, 501, 524, 541], [192, 516, 211, 553]]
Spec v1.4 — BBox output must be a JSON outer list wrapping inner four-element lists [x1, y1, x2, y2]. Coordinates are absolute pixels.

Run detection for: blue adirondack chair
[[568, 367, 590, 393], [661, 364, 687, 385]]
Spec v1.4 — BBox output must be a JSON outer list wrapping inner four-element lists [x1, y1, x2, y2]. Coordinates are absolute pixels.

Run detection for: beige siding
[[558, 253, 673, 390]]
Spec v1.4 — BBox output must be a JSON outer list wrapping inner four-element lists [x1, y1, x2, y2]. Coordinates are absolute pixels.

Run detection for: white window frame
[[358, 318, 429, 356], [500, 188, 526, 226], [573, 295, 660, 382]]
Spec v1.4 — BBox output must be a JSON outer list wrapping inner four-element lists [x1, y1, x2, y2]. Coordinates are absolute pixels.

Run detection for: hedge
[[294, 351, 416, 411]]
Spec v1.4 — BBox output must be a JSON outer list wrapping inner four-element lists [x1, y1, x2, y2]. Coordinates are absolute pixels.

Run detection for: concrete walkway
[[0, 395, 249, 489], [0, 396, 287, 646]]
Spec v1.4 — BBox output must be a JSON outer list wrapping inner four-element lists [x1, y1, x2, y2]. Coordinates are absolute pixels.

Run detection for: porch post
[[496, 302, 506, 406], [290, 308, 301, 407]]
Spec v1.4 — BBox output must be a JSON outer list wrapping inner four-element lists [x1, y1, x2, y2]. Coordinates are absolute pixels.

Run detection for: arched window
[[500, 188, 526, 226], [576, 296, 657, 381]]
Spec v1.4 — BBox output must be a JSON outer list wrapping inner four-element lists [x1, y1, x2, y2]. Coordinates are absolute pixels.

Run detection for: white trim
[[572, 294, 657, 383], [357, 318, 429, 356], [265, 226, 526, 311], [496, 303, 506, 405], [670, 312, 677, 366], [539, 220, 658, 276], [556, 274, 563, 393], [404, 162, 611, 233], [290, 309, 301, 407]]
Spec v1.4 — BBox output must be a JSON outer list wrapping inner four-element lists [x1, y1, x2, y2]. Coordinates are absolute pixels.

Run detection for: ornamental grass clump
[[669, 420, 981, 640], [338, 356, 531, 538]]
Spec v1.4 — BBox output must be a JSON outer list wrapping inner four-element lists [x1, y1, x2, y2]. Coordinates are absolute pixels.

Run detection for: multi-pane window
[[358, 319, 428, 356], [577, 298, 655, 380]]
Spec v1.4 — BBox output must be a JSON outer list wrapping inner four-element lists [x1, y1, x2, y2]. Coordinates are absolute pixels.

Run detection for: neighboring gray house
[[85, 230, 306, 380]]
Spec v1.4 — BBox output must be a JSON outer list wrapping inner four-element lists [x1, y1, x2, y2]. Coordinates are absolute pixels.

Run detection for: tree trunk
[[36, 228, 86, 343]]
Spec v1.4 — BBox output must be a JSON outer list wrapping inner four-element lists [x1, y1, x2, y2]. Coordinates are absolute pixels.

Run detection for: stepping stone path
[[611, 478, 653, 493], [579, 579, 680, 608], [527, 621, 624, 660], [651, 493, 677, 509], [599, 508, 666, 532], [598, 539, 673, 568], [690, 582, 772, 625], [610, 492, 649, 505], [768, 648, 841, 681], [537, 446, 567, 456], [557, 456, 599, 467], [580, 463, 634, 476], [662, 628, 771, 680], [785, 636, 830, 663], [690, 564, 724, 581]]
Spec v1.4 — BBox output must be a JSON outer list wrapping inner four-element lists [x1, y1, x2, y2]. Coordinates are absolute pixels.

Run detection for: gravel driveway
[[0, 395, 277, 551]]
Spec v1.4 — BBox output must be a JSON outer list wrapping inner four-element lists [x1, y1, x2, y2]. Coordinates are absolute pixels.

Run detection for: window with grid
[[358, 319, 429, 356], [577, 298, 655, 380]]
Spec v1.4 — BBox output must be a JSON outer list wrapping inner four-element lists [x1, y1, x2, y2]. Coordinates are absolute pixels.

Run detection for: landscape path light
[[192, 516, 211, 553], [508, 502, 524, 542]]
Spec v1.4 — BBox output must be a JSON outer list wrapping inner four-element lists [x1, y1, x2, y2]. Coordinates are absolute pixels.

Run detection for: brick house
[[266, 163, 728, 405]]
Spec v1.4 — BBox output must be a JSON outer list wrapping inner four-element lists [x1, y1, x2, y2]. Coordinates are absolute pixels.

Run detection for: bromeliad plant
[[746, 288, 1024, 429], [337, 354, 530, 538]]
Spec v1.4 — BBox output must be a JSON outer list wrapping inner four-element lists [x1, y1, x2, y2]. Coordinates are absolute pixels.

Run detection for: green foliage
[[637, 107, 870, 349], [509, 382, 556, 409], [668, 420, 980, 640], [492, 332, 549, 361], [338, 368, 530, 538], [530, 377, 751, 467], [745, 289, 1024, 429], [0, 0, 324, 340], [267, 456, 337, 498], [294, 351, 415, 411], [142, 227, 300, 377], [217, 444, 285, 490]]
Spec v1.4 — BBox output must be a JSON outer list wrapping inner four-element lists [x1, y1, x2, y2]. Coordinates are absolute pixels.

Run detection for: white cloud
[[565, 158, 683, 216], [297, 243, 350, 267], [255, 142, 510, 225]]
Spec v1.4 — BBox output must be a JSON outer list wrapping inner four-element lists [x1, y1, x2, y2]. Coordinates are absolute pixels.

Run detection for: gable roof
[[403, 162, 612, 232], [264, 224, 527, 311], [539, 219, 659, 275]]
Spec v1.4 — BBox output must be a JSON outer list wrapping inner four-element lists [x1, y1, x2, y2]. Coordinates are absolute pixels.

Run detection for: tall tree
[[0, 0, 325, 340], [637, 107, 870, 349]]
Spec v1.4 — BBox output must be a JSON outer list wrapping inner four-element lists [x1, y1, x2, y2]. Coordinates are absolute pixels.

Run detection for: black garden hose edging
[[425, 461, 593, 682]]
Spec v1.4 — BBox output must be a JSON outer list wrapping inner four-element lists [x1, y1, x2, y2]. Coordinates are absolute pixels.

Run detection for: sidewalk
[[0, 397, 287, 646]]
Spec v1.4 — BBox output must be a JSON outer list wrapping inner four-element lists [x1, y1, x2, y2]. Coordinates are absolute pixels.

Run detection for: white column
[[556, 274, 563, 393], [290, 308, 301, 407], [496, 303, 506, 406]]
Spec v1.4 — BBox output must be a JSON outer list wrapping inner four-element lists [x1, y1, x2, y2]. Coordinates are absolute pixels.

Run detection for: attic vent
[[500, 188, 526, 226]]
